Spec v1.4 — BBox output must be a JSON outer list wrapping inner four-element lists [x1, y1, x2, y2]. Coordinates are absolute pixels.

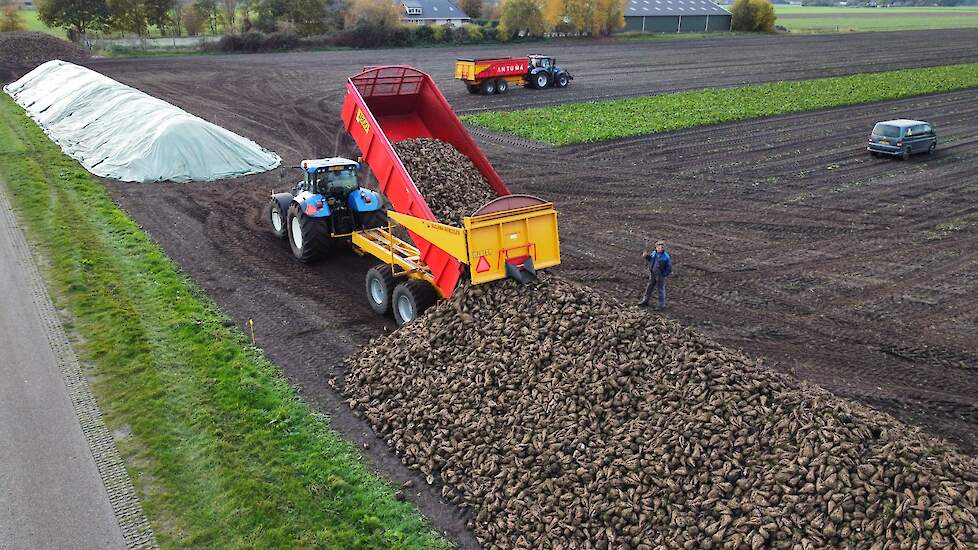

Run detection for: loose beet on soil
[[394, 138, 497, 225], [344, 275, 978, 548]]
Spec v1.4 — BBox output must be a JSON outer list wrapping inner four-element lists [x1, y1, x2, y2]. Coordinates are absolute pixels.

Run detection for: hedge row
[[209, 21, 514, 52]]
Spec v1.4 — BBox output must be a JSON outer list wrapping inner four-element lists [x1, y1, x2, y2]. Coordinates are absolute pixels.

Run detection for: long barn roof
[[625, 0, 730, 16]]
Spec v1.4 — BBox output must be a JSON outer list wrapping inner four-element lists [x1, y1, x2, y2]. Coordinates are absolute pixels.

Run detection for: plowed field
[[32, 29, 978, 545]]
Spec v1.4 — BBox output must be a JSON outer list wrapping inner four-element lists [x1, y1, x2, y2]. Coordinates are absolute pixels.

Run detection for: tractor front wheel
[[268, 198, 287, 239], [392, 279, 438, 326], [365, 265, 397, 315], [287, 203, 332, 263], [556, 72, 569, 88]]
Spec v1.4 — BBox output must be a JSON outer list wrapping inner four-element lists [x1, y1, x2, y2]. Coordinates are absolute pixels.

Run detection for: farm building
[[396, 0, 471, 26], [623, 0, 731, 32]]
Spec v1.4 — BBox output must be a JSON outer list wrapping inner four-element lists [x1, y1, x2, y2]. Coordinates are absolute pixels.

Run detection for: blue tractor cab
[[267, 157, 386, 262]]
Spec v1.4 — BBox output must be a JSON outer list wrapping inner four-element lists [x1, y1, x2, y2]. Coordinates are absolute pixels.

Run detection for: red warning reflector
[[476, 256, 491, 273]]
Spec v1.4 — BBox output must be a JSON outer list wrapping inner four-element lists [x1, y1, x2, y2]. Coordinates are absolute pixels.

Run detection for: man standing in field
[[638, 240, 673, 309]]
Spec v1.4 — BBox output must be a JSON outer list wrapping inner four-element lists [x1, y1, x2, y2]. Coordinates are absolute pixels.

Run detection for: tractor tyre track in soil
[[38, 29, 978, 545]]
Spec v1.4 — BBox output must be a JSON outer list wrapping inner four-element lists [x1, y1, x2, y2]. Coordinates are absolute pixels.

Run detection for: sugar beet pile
[[0, 33, 89, 69], [343, 140, 978, 548], [394, 138, 496, 224]]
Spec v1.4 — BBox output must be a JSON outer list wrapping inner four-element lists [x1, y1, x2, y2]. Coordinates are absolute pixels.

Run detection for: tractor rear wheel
[[480, 79, 496, 95], [268, 198, 287, 239], [533, 72, 549, 89], [359, 210, 388, 230], [365, 265, 397, 315], [495, 79, 509, 94], [287, 203, 332, 263], [392, 279, 438, 326]]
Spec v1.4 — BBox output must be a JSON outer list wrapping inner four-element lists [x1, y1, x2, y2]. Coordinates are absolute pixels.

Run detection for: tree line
[[35, 0, 630, 40]]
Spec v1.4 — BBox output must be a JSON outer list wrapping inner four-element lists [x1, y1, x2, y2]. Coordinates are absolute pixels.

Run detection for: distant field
[[20, 10, 67, 38], [775, 5, 978, 32], [464, 62, 978, 145]]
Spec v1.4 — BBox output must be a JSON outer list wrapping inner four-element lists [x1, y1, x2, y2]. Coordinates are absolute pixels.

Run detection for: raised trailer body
[[342, 66, 559, 297]]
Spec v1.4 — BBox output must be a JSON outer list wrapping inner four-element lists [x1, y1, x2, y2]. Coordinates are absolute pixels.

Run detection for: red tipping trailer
[[340, 66, 511, 297]]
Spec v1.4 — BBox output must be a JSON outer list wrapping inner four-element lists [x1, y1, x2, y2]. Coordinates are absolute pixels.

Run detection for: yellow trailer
[[350, 195, 560, 324]]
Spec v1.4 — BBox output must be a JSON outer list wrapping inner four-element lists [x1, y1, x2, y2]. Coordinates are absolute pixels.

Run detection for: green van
[[868, 119, 937, 160]]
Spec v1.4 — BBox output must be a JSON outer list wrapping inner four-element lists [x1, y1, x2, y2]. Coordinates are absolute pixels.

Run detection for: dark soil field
[[23, 29, 976, 545]]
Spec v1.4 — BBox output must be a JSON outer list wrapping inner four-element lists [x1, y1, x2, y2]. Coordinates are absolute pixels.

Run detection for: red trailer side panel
[[469, 57, 529, 80], [341, 66, 511, 297]]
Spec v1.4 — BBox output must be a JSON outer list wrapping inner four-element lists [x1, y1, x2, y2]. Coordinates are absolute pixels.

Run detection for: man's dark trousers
[[643, 274, 666, 308]]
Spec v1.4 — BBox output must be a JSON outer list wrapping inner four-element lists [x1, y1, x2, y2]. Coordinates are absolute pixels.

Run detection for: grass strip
[[463, 62, 978, 145], [0, 94, 449, 549], [777, 16, 978, 33]]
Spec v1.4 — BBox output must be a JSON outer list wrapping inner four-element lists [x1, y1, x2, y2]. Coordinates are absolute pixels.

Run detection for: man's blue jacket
[[645, 250, 673, 278]]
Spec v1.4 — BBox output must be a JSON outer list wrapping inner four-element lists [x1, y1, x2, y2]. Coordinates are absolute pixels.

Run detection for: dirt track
[[66, 29, 978, 545]]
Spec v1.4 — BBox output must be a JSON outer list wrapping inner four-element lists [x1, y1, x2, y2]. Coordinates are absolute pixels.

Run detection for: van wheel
[[901, 147, 911, 161], [928, 142, 936, 156]]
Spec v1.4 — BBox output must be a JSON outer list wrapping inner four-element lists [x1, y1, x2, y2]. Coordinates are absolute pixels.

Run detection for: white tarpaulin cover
[[3, 60, 281, 183]]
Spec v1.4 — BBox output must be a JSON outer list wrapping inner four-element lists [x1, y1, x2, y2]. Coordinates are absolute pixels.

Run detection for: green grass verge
[[463, 62, 978, 145], [0, 94, 449, 549], [19, 9, 68, 38]]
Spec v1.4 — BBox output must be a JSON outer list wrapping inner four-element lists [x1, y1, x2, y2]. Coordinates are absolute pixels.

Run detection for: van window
[[922, 124, 932, 134], [873, 124, 901, 138]]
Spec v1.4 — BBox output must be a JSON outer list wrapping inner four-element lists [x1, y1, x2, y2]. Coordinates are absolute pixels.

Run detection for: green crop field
[[463, 63, 978, 145], [774, 5, 978, 33]]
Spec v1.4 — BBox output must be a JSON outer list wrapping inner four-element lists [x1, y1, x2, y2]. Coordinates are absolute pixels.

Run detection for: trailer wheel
[[359, 210, 388, 230], [287, 203, 332, 263], [365, 265, 397, 315], [268, 198, 287, 239], [392, 279, 438, 326], [556, 72, 569, 88], [479, 79, 496, 95], [495, 79, 508, 94], [533, 72, 549, 89]]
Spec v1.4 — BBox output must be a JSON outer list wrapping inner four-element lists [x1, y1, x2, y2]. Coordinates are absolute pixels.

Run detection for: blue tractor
[[267, 158, 386, 262]]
